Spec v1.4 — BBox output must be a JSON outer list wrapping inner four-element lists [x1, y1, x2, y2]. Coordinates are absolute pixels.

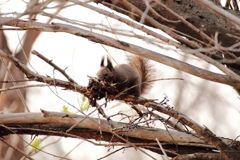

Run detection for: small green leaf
[[61, 105, 74, 114], [80, 96, 89, 111], [81, 96, 87, 102], [30, 138, 42, 153]]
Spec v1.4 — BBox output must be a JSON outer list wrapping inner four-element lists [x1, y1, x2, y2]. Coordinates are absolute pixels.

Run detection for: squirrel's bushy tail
[[128, 56, 155, 95]]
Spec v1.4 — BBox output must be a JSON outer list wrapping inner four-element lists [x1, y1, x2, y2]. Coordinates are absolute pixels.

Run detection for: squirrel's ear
[[107, 57, 113, 71], [100, 56, 105, 67]]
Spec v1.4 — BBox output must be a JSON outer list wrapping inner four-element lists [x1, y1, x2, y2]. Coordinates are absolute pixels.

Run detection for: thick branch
[[0, 111, 222, 157]]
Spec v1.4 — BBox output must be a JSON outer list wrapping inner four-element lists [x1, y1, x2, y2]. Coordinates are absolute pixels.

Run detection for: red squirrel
[[96, 56, 154, 97]]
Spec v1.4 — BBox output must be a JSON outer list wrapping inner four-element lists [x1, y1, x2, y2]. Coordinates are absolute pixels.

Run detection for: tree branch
[[0, 110, 225, 157], [0, 49, 87, 94], [93, 0, 240, 47], [1, 18, 240, 89]]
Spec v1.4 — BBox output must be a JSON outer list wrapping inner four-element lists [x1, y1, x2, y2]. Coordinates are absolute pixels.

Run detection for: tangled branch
[[0, 48, 240, 159]]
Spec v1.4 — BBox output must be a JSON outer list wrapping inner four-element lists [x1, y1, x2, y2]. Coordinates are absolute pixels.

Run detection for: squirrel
[[96, 56, 154, 97]]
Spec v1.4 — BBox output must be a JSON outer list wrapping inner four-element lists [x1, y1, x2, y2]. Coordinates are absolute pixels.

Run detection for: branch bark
[[93, 0, 240, 47], [1, 18, 240, 89], [0, 110, 229, 157]]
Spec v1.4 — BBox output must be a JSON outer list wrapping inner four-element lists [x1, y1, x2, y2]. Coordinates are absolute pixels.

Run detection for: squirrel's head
[[96, 57, 114, 82]]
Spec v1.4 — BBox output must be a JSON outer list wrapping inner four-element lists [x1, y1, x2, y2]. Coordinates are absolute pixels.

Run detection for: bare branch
[[0, 84, 50, 92], [1, 19, 240, 89], [0, 110, 223, 156], [31, 50, 77, 84], [0, 49, 87, 94]]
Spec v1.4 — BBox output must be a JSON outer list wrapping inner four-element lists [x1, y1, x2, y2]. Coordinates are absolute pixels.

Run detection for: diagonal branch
[[0, 49, 87, 94], [31, 50, 77, 84], [1, 18, 240, 89]]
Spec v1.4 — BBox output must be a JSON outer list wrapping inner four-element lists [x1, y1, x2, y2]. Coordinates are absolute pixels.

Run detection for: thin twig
[[0, 137, 34, 160], [0, 58, 30, 112], [31, 50, 77, 84], [0, 49, 87, 94], [0, 84, 50, 92], [156, 138, 169, 160], [0, 79, 33, 83]]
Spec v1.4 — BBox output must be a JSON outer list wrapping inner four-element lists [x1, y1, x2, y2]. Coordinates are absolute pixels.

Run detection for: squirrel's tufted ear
[[106, 57, 113, 71], [100, 56, 105, 67]]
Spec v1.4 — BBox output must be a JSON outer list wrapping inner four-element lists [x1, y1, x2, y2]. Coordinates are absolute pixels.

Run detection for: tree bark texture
[[0, 110, 236, 158]]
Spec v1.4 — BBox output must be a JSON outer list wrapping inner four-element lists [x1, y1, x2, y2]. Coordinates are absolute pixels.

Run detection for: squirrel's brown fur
[[96, 56, 154, 97], [128, 56, 154, 95]]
